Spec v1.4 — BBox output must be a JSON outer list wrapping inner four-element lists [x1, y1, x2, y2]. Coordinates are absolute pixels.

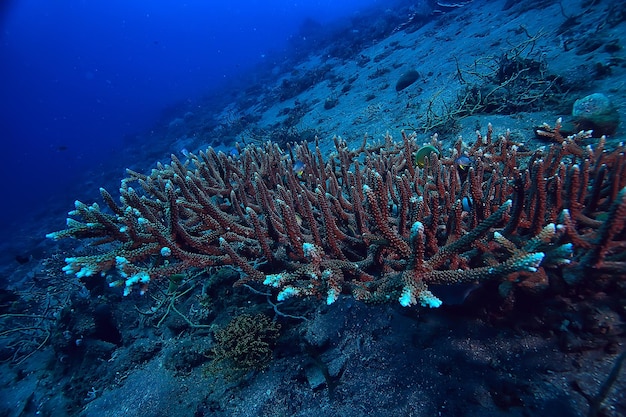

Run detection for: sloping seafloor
[[1, 0, 625, 416]]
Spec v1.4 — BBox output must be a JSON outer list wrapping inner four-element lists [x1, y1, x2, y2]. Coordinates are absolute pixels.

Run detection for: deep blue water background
[[0, 0, 381, 242]]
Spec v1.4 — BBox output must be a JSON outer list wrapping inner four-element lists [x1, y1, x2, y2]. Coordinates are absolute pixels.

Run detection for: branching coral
[[48, 123, 626, 307]]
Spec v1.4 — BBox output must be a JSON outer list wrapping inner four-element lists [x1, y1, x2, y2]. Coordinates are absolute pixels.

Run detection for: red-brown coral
[[47, 124, 626, 306]]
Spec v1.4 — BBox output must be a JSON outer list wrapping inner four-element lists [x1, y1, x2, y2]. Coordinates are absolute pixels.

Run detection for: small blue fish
[[293, 160, 306, 177], [181, 148, 190, 158], [454, 155, 473, 171], [228, 147, 239, 158], [461, 196, 473, 212]]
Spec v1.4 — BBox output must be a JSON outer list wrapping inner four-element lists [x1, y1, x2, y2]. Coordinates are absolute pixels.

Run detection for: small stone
[[572, 92, 619, 135], [395, 69, 420, 91], [304, 365, 327, 390]]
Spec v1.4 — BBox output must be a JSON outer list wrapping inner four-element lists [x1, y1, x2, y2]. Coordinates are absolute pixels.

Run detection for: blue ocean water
[[1, 0, 625, 415], [0, 0, 381, 237]]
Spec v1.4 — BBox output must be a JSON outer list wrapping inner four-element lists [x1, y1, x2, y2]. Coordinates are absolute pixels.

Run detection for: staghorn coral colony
[[48, 123, 626, 308]]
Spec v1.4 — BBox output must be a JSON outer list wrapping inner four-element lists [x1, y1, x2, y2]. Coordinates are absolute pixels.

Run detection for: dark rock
[[395, 69, 420, 91]]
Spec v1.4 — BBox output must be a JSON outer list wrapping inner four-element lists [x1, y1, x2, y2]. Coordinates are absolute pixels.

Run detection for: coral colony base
[[48, 123, 626, 308]]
